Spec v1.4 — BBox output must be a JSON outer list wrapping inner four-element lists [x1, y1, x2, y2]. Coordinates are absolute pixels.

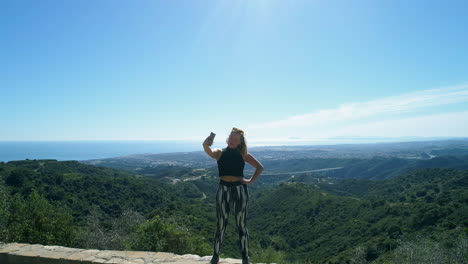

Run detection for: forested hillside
[[0, 159, 215, 256], [258, 155, 468, 180], [248, 168, 467, 263], [0, 159, 466, 263]]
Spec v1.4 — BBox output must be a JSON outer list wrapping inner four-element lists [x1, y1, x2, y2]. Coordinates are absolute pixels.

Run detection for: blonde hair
[[226, 127, 248, 158]]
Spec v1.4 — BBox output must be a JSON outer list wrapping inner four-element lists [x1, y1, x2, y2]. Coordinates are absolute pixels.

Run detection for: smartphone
[[209, 132, 216, 140]]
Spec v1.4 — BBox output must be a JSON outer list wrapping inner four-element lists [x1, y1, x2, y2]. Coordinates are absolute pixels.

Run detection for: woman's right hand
[[203, 136, 213, 146]]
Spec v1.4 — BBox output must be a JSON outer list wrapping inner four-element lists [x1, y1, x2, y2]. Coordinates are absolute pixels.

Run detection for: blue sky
[[1, 0, 467, 144]]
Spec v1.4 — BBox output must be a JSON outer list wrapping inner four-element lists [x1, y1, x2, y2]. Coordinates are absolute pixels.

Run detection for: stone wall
[[0, 242, 245, 264]]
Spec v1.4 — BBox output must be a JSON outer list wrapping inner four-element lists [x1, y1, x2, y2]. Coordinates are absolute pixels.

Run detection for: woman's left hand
[[241, 178, 253, 184]]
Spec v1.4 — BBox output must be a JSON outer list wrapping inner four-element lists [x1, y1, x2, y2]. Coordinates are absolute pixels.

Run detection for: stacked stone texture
[[0, 242, 247, 264]]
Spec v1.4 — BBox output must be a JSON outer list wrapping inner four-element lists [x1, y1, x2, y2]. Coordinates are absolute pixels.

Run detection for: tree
[[5, 189, 76, 246]]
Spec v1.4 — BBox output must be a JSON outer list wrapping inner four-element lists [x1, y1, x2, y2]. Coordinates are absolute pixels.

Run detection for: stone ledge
[[0, 242, 249, 264]]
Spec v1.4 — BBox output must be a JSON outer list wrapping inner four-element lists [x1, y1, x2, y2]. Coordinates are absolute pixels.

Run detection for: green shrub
[[128, 215, 211, 256]]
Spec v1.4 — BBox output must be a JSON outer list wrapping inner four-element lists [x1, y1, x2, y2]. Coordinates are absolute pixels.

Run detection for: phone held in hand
[[209, 132, 216, 140]]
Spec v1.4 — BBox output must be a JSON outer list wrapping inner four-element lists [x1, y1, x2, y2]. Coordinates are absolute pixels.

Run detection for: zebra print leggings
[[213, 179, 250, 259]]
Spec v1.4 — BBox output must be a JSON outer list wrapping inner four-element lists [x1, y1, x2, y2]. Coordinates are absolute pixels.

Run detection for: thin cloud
[[245, 110, 468, 145], [334, 110, 468, 138], [246, 83, 468, 130]]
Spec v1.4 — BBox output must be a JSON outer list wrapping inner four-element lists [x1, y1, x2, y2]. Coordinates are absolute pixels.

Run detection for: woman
[[202, 127, 264, 264]]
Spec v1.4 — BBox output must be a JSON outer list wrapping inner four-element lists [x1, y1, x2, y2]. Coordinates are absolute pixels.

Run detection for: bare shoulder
[[213, 148, 223, 160]]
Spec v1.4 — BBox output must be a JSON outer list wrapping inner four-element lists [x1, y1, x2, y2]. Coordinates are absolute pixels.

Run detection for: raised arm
[[202, 136, 221, 160]]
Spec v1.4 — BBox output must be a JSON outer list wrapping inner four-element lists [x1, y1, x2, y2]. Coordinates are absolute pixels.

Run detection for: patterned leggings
[[213, 179, 250, 259]]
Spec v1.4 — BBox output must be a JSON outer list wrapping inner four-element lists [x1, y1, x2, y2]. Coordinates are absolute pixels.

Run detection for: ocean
[[0, 140, 204, 162]]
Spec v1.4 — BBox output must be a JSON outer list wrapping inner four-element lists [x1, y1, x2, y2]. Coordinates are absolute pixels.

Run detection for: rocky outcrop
[[0, 242, 246, 264]]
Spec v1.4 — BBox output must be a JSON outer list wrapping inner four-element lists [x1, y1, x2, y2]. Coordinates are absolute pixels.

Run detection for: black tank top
[[217, 147, 245, 177]]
